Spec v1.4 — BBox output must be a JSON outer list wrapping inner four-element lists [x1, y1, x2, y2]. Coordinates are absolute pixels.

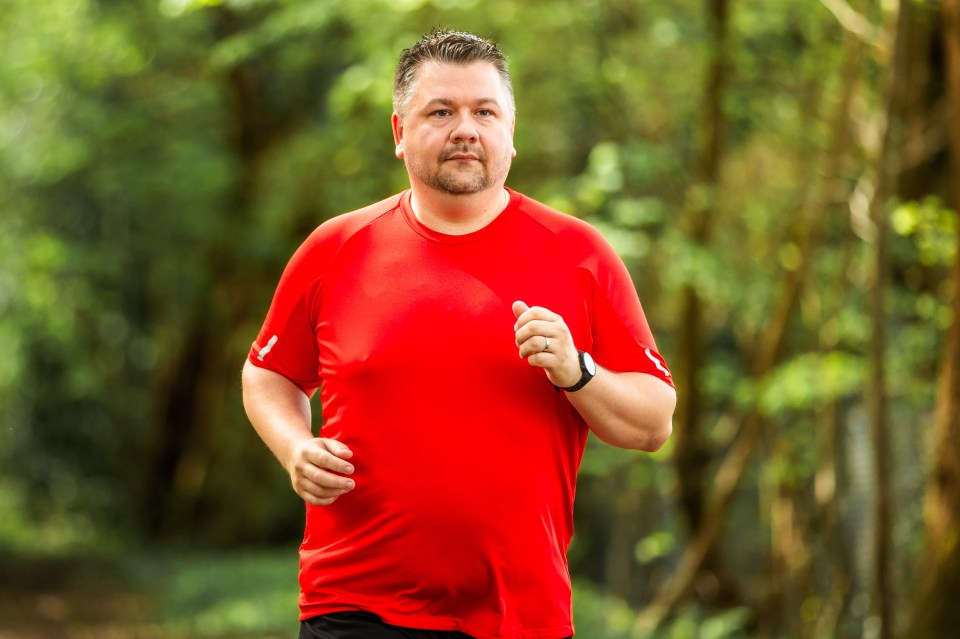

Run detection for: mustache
[[442, 145, 486, 161]]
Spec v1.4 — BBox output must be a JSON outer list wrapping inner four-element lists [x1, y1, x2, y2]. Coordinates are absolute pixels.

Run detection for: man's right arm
[[241, 360, 355, 505]]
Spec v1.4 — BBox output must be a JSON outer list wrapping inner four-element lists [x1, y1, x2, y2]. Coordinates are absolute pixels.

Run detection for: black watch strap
[[561, 351, 596, 392]]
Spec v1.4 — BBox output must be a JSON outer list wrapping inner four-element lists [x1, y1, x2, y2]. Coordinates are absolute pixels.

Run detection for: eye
[[476, 109, 495, 117], [431, 109, 452, 118]]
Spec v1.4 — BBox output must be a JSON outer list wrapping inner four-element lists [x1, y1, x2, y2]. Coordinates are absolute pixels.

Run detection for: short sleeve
[[587, 234, 674, 388], [246, 195, 402, 394], [248, 235, 325, 394]]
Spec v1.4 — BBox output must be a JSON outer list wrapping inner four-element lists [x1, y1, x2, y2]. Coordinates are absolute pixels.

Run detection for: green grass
[[129, 547, 301, 638], [0, 547, 752, 639], [0, 546, 300, 638]]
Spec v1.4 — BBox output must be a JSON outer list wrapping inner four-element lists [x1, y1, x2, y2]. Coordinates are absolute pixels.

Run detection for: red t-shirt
[[248, 189, 673, 639]]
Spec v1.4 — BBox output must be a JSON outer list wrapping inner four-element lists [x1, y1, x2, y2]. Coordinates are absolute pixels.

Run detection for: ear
[[391, 113, 404, 159], [510, 117, 517, 157]]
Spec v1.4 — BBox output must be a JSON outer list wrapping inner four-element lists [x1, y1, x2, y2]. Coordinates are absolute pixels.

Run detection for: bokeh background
[[1, 0, 958, 637]]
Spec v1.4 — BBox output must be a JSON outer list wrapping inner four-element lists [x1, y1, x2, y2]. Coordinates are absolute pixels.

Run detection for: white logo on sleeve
[[257, 335, 279, 361], [644, 348, 671, 377]]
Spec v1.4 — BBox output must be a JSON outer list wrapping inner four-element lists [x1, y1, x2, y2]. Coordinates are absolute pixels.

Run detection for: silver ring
[[542, 336, 551, 352]]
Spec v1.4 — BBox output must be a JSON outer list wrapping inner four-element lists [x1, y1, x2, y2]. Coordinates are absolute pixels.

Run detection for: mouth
[[444, 147, 484, 162]]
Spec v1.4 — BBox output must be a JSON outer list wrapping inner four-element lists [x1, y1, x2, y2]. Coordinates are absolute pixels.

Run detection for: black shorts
[[299, 611, 476, 639], [299, 610, 573, 639]]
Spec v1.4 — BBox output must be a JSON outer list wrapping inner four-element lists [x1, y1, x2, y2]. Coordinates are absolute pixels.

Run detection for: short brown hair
[[393, 29, 514, 119]]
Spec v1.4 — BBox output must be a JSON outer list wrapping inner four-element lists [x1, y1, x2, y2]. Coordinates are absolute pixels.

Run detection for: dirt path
[[0, 588, 157, 638]]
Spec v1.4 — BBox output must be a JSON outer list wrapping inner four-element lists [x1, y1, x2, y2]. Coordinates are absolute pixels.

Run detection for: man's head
[[391, 30, 517, 198], [393, 30, 515, 120]]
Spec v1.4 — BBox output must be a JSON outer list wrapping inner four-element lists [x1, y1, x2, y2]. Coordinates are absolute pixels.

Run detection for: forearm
[[242, 360, 356, 505], [241, 359, 315, 471], [564, 369, 675, 452], [512, 301, 675, 451]]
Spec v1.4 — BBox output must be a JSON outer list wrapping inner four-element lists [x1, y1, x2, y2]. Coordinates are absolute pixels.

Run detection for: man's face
[[392, 61, 516, 196]]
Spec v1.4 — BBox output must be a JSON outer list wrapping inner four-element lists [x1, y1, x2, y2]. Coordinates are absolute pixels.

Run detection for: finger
[[297, 479, 351, 501], [303, 442, 355, 475], [301, 487, 346, 507], [512, 300, 529, 320], [302, 466, 356, 492], [518, 335, 557, 360], [513, 305, 561, 332], [523, 351, 556, 369], [514, 319, 560, 346], [292, 463, 352, 505], [298, 479, 353, 502], [324, 439, 354, 460], [295, 473, 354, 505]]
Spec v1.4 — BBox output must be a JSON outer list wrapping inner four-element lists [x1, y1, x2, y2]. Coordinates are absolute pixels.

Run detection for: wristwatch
[[561, 350, 597, 392]]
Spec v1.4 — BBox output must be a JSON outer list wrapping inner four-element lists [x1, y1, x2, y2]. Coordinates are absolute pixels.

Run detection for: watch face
[[582, 352, 597, 375]]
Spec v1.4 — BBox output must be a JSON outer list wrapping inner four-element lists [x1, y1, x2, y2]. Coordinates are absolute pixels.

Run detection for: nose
[[450, 113, 479, 143]]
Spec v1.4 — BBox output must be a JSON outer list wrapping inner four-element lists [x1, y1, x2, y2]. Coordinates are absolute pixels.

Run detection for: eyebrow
[[422, 98, 502, 110]]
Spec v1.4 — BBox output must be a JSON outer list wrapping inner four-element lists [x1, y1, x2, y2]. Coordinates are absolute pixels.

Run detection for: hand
[[286, 438, 355, 506], [512, 300, 582, 389]]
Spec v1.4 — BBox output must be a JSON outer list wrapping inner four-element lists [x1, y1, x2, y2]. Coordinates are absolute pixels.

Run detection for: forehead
[[409, 61, 509, 104]]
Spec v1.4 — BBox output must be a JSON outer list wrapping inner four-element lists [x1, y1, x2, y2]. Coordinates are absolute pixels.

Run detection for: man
[[242, 29, 676, 639]]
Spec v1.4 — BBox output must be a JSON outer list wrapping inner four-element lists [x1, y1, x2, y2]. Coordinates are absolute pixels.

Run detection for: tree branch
[[819, 0, 887, 56]]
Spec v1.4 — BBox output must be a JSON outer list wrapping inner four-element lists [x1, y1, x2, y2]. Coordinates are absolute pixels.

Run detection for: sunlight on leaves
[[891, 196, 958, 267], [759, 351, 865, 415], [634, 531, 676, 563]]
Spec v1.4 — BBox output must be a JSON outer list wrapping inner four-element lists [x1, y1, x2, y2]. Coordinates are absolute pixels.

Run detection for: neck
[[409, 187, 510, 235]]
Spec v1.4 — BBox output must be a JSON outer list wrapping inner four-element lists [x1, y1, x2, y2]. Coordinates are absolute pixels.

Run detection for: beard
[[407, 145, 512, 195], [432, 170, 488, 194]]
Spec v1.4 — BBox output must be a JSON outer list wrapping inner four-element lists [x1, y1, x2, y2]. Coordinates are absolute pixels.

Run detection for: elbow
[[642, 385, 676, 451], [581, 375, 677, 451], [640, 419, 672, 452], [596, 417, 672, 452], [623, 393, 675, 452]]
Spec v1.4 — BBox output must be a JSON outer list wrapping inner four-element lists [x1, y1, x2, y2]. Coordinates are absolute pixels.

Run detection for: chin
[[433, 177, 489, 195]]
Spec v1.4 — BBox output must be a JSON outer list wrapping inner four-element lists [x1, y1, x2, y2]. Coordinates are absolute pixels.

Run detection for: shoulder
[[303, 192, 404, 250], [512, 190, 619, 260], [289, 192, 403, 271], [279, 192, 403, 287]]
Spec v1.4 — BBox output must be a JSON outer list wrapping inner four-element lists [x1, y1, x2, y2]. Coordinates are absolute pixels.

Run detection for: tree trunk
[[901, 0, 960, 634], [671, 0, 741, 609], [139, 6, 299, 538], [810, 401, 853, 639], [866, 0, 914, 635], [803, 20, 864, 637], [604, 467, 641, 600], [637, 3, 865, 628]]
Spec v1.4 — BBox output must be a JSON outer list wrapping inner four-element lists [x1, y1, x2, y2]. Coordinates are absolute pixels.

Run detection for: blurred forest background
[[2, 0, 959, 638]]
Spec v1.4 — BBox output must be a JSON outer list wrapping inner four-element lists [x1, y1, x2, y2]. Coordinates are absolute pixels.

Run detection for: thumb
[[324, 439, 354, 459], [512, 300, 529, 320]]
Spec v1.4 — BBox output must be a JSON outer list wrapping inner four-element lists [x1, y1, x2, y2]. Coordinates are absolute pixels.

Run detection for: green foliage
[[758, 351, 865, 415], [892, 196, 958, 267], [573, 580, 752, 639], [634, 530, 677, 564], [132, 548, 299, 637], [0, 0, 952, 635], [654, 608, 752, 639], [571, 579, 639, 639]]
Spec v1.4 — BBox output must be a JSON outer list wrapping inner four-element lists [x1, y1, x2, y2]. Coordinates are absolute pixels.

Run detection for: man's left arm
[[513, 301, 675, 452]]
